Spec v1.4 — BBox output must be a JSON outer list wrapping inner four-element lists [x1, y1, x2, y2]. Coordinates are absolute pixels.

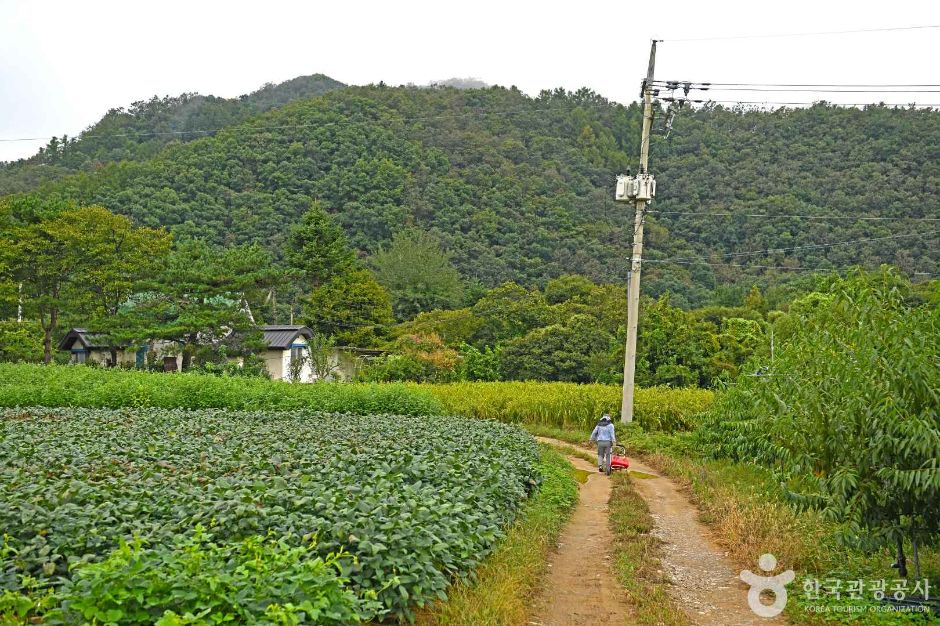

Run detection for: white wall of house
[[262, 336, 315, 383], [261, 337, 354, 383]]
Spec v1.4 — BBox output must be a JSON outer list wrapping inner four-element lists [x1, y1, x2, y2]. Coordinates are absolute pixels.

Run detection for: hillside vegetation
[[6, 84, 937, 306], [0, 74, 344, 195]]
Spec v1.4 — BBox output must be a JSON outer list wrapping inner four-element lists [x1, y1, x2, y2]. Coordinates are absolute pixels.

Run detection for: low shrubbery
[[424, 381, 713, 432], [0, 363, 440, 416], [0, 407, 540, 622]]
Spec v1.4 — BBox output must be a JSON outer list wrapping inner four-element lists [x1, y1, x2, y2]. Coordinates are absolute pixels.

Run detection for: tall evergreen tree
[[370, 229, 464, 320]]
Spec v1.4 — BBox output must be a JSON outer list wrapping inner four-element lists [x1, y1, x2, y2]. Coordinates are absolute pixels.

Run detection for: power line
[[648, 211, 940, 223], [652, 82, 940, 88], [641, 257, 939, 277], [663, 24, 940, 42], [667, 87, 940, 94], [663, 231, 938, 263], [655, 98, 940, 107]]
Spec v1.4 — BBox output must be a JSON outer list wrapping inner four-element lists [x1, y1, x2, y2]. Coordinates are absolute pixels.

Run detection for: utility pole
[[615, 40, 659, 423]]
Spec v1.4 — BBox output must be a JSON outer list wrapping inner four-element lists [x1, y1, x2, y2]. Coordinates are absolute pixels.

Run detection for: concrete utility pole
[[616, 40, 659, 423]]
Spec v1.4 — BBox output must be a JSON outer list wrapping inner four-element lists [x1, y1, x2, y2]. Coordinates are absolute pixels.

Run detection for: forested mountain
[[6, 83, 939, 307], [0, 74, 345, 195]]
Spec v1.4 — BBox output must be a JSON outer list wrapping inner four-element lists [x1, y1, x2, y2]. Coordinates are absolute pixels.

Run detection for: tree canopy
[[5, 83, 935, 306]]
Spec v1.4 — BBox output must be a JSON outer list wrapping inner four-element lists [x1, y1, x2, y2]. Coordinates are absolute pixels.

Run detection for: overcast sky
[[1, 0, 939, 162]]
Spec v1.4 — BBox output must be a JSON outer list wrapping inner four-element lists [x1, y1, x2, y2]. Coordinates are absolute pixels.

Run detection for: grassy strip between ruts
[[415, 445, 579, 626], [609, 472, 689, 626], [526, 425, 940, 625]]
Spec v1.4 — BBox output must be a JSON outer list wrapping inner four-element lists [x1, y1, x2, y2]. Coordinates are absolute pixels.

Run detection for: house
[[58, 324, 366, 381], [58, 328, 184, 371], [258, 325, 368, 383], [259, 325, 315, 382]]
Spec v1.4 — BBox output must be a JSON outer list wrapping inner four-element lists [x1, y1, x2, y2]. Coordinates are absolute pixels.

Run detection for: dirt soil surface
[[536, 438, 789, 626], [529, 451, 635, 626]]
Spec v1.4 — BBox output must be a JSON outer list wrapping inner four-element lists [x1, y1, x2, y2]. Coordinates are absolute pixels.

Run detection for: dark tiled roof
[[260, 325, 313, 350], [58, 328, 112, 351]]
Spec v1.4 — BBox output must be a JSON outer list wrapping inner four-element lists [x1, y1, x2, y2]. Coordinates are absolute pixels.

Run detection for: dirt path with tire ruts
[[529, 449, 635, 626], [534, 437, 789, 626]]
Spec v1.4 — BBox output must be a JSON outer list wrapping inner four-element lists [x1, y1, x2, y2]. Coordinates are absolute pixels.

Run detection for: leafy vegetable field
[[0, 407, 539, 624]]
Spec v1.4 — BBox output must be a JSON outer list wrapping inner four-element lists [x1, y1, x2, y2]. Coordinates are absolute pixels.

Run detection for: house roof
[[58, 328, 113, 351], [260, 325, 314, 350]]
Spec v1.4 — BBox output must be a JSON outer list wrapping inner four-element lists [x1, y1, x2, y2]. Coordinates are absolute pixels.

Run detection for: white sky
[[1, 0, 939, 162]]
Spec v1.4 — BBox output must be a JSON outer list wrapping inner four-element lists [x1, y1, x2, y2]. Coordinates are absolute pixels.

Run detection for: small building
[[258, 325, 369, 383], [58, 325, 366, 381], [259, 325, 316, 382], [58, 329, 183, 371]]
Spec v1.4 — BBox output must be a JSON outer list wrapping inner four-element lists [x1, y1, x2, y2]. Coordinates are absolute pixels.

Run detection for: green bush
[[52, 531, 366, 625], [0, 363, 440, 415], [1, 407, 539, 622], [702, 269, 940, 568]]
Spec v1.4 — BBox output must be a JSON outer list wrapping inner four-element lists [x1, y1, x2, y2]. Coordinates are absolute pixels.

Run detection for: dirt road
[[535, 438, 789, 626], [529, 452, 635, 626]]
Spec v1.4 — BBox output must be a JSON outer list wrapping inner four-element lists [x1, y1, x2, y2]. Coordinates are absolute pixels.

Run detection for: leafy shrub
[[51, 531, 365, 625], [0, 363, 440, 415], [702, 269, 940, 568], [0, 321, 43, 363], [357, 334, 459, 383], [0, 407, 539, 621], [423, 381, 713, 432]]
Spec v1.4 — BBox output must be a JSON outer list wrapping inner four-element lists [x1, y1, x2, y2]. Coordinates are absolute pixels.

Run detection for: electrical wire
[[640, 257, 939, 277], [648, 211, 940, 223], [651, 82, 940, 88], [664, 87, 940, 94], [662, 24, 940, 42], [655, 98, 940, 107], [661, 231, 938, 262]]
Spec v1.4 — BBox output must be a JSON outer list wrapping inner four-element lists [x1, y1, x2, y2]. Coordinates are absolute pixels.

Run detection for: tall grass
[[0, 365, 713, 433], [423, 382, 713, 432], [0, 363, 441, 415]]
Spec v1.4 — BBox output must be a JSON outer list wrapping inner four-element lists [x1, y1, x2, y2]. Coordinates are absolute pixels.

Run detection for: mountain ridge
[[5, 81, 938, 306]]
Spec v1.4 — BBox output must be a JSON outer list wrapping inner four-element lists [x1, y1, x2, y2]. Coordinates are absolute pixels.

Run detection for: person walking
[[590, 413, 616, 473]]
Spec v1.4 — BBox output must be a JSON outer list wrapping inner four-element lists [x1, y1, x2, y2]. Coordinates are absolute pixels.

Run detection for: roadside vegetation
[[416, 446, 579, 626], [529, 271, 940, 624], [424, 381, 712, 432]]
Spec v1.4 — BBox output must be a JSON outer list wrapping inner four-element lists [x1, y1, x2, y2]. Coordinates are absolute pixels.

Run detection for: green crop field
[[0, 407, 539, 624], [424, 382, 714, 432], [0, 363, 441, 416]]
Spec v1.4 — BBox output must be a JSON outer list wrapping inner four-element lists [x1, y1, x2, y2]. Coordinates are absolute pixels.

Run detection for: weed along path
[[529, 449, 635, 626], [537, 437, 788, 626]]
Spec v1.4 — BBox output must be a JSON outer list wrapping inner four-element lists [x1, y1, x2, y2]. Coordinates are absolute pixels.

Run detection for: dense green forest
[[1, 77, 937, 385], [0, 74, 344, 196], [4, 82, 937, 309]]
